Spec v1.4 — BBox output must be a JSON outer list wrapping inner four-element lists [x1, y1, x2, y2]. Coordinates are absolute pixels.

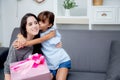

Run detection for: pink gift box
[[10, 54, 51, 80]]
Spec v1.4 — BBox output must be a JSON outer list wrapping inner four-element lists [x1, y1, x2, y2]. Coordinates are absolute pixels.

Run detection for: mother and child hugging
[[4, 10, 71, 80]]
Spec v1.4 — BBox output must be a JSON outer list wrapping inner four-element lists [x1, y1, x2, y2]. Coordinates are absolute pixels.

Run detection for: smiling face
[[26, 16, 39, 39], [20, 13, 39, 40]]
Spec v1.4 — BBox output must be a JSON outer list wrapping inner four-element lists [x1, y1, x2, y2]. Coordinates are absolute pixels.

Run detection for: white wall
[[1, 0, 120, 47], [1, 0, 18, 47], [0, 0, 2, 46], [17, 0, 54, 25], [1, 0, 54, 47]]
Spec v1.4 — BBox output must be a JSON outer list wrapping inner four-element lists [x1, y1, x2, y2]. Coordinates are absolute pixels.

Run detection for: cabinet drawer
[[92, 7, 116, 24]]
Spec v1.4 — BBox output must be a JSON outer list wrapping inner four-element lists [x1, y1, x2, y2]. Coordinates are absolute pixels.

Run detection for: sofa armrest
[[0, 47, 9, 68]]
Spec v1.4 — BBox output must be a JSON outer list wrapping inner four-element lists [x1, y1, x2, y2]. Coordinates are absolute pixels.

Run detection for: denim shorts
[[50, 60, 71, 76]]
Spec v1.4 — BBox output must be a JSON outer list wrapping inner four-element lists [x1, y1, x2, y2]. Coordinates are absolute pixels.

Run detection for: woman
[[4, 13, 59, 80]]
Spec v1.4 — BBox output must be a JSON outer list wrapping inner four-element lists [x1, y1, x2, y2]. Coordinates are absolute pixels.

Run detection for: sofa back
[[10, 28, 120, 73], [59, 29, 120, 73], [9, 28, 20, 46]]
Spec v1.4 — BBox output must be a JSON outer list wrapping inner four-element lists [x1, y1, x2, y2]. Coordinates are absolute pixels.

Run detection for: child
[[16, 11, 71, 80]]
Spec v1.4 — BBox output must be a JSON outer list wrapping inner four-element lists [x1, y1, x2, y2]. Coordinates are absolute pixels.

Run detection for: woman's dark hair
[[20, 13, 38, 38], [38, 11, 55, 27], [20, 13, 43, 54], [33, 31, 43, 54]]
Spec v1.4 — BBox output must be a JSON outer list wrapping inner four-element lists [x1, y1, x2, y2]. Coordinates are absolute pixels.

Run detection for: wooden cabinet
[[92, 7, 116, 24], [54, 0, 120, 30], [90, 0, 120, 29]]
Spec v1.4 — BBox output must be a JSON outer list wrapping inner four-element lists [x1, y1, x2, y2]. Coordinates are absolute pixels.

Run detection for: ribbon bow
[[10, 53, 45, 72], [28, 53, 45, 68]]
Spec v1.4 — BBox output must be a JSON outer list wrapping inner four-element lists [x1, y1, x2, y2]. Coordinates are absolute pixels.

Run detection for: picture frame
[[34, 0, 45, 3]]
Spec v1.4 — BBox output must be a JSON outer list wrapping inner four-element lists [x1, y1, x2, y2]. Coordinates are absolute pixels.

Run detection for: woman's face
[[26, 16, 39, 37]]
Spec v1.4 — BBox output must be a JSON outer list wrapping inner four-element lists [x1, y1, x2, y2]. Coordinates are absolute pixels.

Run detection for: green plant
[[63, 0, 78, 9]]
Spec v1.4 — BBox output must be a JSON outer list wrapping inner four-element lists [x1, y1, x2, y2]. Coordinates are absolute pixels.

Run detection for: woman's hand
[[5, 74, 11, 80], [56, 42, 62, 48]]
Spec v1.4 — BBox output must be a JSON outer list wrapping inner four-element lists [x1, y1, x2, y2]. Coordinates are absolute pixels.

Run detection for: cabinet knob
[[101, 13, 107, 16]]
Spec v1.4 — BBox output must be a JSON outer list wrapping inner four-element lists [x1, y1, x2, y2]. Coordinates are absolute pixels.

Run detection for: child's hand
[[13, 33, 27, 49], [13, 40, 19, 49], [56, 42, 62, 48], [13, 39, 25, 49]]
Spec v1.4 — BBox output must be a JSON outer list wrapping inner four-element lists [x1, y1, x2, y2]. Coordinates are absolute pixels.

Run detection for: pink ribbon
[[28, 53, 45, 68], [10, 53, 45, 71]]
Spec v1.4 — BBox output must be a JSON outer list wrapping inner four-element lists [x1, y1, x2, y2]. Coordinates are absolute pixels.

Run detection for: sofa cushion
[[67, 71, 106, 80], [106, 41, 120, 80], [0, 47, 9, 68], [0, 68, 4, 80], [59, 30, 120, 72]]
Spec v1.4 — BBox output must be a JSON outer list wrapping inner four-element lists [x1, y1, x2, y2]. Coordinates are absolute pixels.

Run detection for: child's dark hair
[[33, 31, 43, 55], [38, 11, 55, 26]]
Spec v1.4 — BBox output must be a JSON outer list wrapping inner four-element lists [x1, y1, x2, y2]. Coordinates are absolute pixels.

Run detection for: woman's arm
[[25, 30, 55, 46], [4, 43, 18, 80], [4, 74, 11, 80]]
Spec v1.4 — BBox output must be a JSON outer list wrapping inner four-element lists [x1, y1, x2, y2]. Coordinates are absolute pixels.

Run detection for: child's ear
[[48, 24, 52, 28]]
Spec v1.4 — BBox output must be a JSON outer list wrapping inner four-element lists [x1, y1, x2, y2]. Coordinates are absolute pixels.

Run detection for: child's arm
[[13, 30, 55, 49], [25, 30, 55, 46], [12, 33, 27, 49]]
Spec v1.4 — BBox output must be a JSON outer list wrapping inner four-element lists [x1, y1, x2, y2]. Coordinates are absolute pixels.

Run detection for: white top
[[40, 26, 71, 70]]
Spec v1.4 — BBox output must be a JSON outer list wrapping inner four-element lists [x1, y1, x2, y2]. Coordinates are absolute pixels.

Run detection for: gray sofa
[[1, 28, 120, 80]]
